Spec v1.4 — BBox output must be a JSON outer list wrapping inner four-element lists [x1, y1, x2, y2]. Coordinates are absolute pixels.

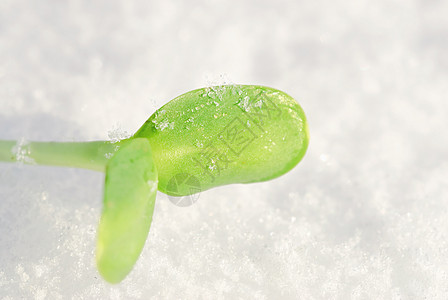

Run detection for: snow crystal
[[107, 124, 131, 143], [11, 138, 35, 164]]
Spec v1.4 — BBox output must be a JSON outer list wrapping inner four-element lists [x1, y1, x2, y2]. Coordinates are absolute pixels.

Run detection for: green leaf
[[134, 85, 309, 196], [96, 138, 158, 284]]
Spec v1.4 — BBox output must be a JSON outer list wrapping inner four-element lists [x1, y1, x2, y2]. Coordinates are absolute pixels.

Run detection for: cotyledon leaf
[[134, 85, 309, 196], [96, 138, 157, 284]]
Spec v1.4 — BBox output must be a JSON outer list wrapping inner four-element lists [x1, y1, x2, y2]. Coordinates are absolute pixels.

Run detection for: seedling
[[0, 85, 309, 283]]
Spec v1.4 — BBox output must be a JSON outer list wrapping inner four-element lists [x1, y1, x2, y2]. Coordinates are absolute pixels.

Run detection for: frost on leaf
[[12, 138, 35, 164]]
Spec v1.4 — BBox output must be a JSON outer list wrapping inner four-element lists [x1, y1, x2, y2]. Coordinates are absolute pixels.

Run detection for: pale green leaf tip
[[97, 252, 130, 284], [96, 138, 158, 284]]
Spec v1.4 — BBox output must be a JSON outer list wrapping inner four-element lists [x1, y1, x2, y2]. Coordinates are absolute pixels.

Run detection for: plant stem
[[0, 139, 124, 172]]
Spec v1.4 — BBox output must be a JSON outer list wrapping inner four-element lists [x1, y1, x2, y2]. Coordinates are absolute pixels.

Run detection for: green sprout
[[0, 85, 309, 283]]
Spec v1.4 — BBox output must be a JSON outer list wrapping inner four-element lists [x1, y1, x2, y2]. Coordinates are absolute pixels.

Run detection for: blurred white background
[[1, 0, 448, 299]]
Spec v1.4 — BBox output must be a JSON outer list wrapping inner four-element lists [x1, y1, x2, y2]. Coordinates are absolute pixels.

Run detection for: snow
[[1, 0, 448, 298]]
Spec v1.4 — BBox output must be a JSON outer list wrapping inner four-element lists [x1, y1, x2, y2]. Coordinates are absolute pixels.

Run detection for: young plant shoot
[[0, 85, 309, 283]]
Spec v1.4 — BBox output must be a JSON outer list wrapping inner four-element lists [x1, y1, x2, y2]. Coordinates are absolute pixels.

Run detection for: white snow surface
[[1, 0, 448, 299]]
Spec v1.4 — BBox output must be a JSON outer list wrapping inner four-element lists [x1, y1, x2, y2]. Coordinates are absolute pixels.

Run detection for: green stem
[[0, 139, 125, 172]]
